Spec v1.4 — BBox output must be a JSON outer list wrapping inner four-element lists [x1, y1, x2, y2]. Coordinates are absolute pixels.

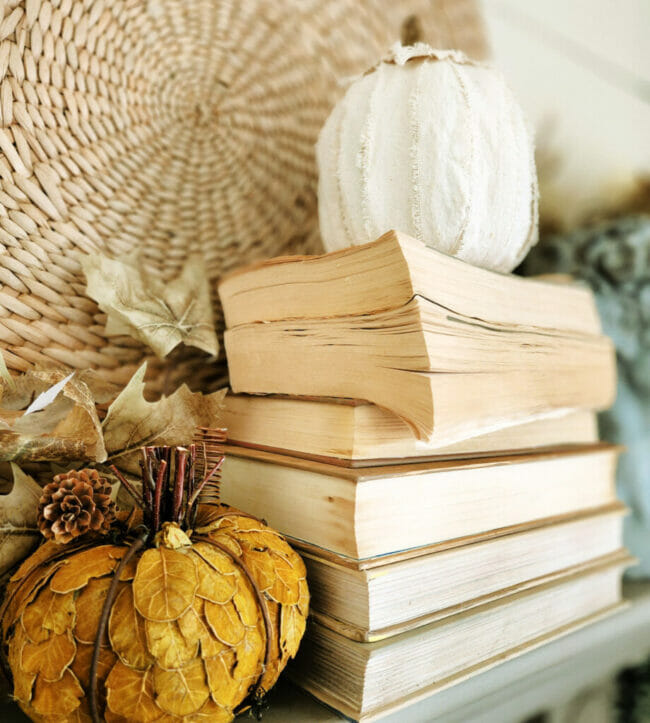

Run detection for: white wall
[[482, 0, 650, 227]]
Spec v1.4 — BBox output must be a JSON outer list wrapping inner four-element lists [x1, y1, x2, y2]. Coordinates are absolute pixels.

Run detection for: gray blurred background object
[[520, 215, 650, 577]]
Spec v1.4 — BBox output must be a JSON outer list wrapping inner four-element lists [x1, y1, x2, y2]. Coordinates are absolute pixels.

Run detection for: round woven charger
[[0, 0, 487, 390]]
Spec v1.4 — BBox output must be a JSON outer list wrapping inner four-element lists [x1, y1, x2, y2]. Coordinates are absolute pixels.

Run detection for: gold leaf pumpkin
[[1, 505, 308, 722]]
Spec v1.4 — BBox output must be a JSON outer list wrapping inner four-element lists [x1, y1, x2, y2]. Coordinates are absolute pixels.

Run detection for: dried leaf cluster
[[0, 370, 107, 464], [0, 362, 226, 585], [0, 364, 226, 469], [1, 505, 308, 722], [102, 365, 226, 474]]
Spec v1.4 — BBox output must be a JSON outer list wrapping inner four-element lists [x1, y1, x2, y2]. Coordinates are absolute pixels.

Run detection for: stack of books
[[218, 231, 632, 721]]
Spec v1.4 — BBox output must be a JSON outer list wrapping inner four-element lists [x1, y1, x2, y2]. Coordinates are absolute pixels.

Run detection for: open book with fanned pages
[[220, 231, 616, 445]]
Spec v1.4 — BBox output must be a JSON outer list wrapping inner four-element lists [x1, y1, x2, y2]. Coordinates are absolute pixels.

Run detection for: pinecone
[[37, 469, 116, 544]]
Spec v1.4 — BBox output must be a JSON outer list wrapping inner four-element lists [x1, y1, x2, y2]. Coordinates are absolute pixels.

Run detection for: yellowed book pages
[[220, 230, 601, 333], [289, 555, 632, 721], [224, 295, 615, 444], [304, 507, 625, 641], [223, 394, 598, 464]]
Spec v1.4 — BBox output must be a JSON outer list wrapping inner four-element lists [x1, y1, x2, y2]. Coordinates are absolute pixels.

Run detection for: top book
[[219, 231, 615, 444], [219, 229, 602, 334]]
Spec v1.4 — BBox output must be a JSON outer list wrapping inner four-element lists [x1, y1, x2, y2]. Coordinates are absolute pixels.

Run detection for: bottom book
[[289, 553, 633, 722]]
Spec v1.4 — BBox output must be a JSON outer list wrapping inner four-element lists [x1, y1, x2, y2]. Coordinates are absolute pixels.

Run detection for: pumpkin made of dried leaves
[[1, 506, 308, 722]]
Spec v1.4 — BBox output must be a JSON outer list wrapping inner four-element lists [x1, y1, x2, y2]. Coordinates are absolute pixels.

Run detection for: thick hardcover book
[[220, 444, 620, 561], [303, 507, 625, 641]]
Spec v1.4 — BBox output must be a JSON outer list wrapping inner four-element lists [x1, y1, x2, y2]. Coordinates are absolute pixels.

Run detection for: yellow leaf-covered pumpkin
[[1, 443, 308, 722]]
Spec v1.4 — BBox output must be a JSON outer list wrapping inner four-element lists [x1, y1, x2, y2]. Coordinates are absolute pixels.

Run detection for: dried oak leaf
[[102, 363, 226, 473], [108, 587, 154, 670], [74, 370, 123, 407], [105, 662, 162, 723], [133, 547, 198, 622], [0, 371, 106, 463], [81, 252, 218, 359], [0, 464, 42, 576], [153, 658, 210, 717]]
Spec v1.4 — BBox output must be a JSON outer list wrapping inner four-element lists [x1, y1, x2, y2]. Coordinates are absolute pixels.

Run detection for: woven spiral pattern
[[0, 0, 486, 388]]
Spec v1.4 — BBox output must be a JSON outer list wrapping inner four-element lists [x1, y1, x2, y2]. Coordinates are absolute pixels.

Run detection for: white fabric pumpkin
[[316, 44, 539, 273]]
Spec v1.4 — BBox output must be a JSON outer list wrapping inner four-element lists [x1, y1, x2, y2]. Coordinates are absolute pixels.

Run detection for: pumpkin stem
[[188, 443, 197, 500], [140, 447, 155, 521], [172, 447, 188, 523], [89, 531, 148, 723], [401, 14, 423, 45], [152, 459, 168, 534], [115, 429, 227, 539], [109, 465, 142, 507]]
